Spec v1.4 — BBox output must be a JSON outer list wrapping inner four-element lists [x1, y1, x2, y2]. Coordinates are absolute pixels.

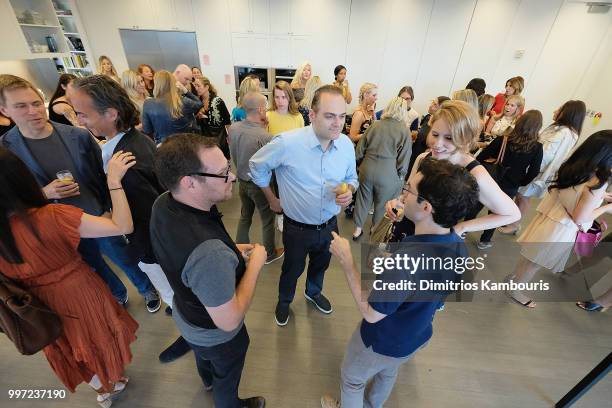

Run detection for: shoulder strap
[[465, 159, 481, 172], [496, 136, 508, 164]]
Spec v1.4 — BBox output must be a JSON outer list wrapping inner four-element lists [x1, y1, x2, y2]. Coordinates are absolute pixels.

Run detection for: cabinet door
[[290, 35, 310, 68], [250, 0, 270, 34], [173, 0, 195, 31], [0, 0, 29, 59], [270, 35, 290, 68], [289, 0, 311, 36], [251, 35, 270, 67], [231, 34, 252, 65], [111, 0, 149, 29], [269, 0, 289, 35], [228, 0, 251, 33], [153, 0, 177, 30]]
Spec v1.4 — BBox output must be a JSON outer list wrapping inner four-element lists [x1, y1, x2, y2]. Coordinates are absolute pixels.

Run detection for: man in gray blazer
[[0, 74, 159, 313]]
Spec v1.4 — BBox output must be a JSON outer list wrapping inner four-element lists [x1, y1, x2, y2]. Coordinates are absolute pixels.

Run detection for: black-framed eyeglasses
[[188, 162, 232, 183], [402, 184, 426, 202]]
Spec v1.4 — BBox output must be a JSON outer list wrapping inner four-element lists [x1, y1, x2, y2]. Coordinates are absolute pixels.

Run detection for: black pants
[[187, 325, 250, 408], [279, 216, 338, 306]]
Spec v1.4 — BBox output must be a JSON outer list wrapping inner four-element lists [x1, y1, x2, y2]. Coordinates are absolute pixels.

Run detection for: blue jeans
[[97, 235, 155, 296], [78, 238, 127, 301]]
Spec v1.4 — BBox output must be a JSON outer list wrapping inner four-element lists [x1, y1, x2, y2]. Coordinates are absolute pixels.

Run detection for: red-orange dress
[[0, 204, 138, 392]]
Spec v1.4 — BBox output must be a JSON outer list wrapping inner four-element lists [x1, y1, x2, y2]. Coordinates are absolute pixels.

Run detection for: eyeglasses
[[401, 184, 426, 202], [188, 162, 232, 183]]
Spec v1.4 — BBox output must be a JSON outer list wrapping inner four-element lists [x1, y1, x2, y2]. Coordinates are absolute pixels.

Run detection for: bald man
[[173, 64, 193, 87], [229, 92, 284, 265]]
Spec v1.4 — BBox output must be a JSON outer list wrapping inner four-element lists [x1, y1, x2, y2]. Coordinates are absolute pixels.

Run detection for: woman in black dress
[[48, 74, 79, 127], [193, 76, 231, 158]]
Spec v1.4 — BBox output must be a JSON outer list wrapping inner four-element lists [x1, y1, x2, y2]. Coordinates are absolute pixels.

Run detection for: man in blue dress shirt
[[249, 85, 358, 326]]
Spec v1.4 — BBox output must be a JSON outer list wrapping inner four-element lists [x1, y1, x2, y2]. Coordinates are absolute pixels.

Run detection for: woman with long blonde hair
[[97, 55, 120, 83], [121, 70, 148, 113], [349, 83, 377, 143], [290, 61, 312, 103], [141, 70, 202, 144], [231, 76, 259, 122], [352, 96, 412, 239], [298, 75, 322, 125], [266, 80, 304, 136], [487, 94, 524, 137]]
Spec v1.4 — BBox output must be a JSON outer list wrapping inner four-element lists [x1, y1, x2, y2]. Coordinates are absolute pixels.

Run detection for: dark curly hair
[[154, 133, 219, 192], [72, 75, 139, 132], [416, 157, 480, 228]]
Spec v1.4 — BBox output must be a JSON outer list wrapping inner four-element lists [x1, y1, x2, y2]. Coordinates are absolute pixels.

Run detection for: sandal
[[95, 377, 129, 408], [576, 301, 608, 312], [497, 225, 521, 235], [506, 291, 536, 308]]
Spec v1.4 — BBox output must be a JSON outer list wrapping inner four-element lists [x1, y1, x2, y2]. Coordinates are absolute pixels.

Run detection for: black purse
[[482, 136, 508, 183]]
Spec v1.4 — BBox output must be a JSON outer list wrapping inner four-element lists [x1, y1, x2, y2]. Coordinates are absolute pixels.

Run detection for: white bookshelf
[[51, 0, 93, 76], [7, 0, 69, 57]]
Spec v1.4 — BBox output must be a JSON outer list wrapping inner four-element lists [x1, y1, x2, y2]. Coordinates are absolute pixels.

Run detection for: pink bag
[[574, 219, 607, 257]]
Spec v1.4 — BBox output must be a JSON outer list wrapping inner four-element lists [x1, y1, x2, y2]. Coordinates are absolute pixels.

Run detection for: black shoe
[[274, 303, 290, 326], [158, 336, 191, 363], [344, 206, 354, 219], [144, 290, 161, 313], [116, 293, 129, 307], [304, 292, 333, 314], [241, 396, 265, 408], [165, 306, 172, 316]]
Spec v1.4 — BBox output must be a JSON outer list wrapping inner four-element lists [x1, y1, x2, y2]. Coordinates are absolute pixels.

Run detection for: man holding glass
[[249, 85, 358, 326], [0, 74, 158, 312]]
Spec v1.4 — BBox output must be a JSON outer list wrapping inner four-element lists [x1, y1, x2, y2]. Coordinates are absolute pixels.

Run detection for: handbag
[[482, 136, 508, 183], [574, 219, 608, 257], [0, 273, 64, 355]]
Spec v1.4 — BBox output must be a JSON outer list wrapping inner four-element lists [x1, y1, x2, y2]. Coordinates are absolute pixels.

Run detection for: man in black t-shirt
[[151, 134, 266, 408]]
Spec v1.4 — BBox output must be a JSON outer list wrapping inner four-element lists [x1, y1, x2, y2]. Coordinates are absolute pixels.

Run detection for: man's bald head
[[243, 92, 267, 115], [174, 64, 193, 86]]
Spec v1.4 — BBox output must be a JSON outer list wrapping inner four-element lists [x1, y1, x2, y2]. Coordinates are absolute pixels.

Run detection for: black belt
[[284, 215, 336, 231]]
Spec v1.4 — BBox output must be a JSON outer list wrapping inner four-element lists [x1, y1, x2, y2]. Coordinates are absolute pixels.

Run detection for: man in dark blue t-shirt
[[323, 157, 480, 408]]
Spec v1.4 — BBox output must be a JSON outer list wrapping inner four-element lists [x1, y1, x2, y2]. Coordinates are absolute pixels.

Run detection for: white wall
[[63, 0, 612, 124], [0, 60, 58, 98]]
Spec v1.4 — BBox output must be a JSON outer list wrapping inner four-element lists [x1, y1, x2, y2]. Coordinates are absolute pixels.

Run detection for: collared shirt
[[228, 119, 272, 181], [249, 125, 358, 225], [101, 131, 126, 173]]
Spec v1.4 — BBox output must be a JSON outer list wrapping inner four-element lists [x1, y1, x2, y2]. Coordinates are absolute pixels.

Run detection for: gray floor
[[1, 189, 611, 408]]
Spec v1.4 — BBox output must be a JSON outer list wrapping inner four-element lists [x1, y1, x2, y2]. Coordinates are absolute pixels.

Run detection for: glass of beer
[[56, 170, 74, 184]]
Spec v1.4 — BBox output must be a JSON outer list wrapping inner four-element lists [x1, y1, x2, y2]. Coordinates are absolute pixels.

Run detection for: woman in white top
[[398, 86, 419, 131], [499, 100, 587, 234], [508, 130, 612, 307], [486, 94, 524, 137]]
